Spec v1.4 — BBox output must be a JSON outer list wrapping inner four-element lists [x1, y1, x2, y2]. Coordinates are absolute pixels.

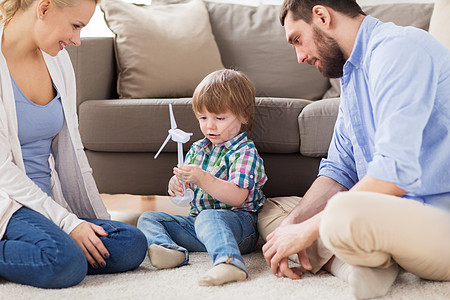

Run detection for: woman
[[0, 0, 147, 288]]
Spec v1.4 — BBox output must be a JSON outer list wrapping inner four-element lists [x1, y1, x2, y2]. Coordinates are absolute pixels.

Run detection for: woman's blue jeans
[[137, 209, 259, 275], [0, 207, 147, 288]]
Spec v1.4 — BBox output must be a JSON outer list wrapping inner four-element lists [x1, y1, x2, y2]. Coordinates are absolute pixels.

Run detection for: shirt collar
[[197, 132, 248, 151], [347, 15, 379, 69]]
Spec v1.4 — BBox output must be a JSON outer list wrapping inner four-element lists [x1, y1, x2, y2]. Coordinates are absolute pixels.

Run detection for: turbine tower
[[155, 104, 194, 205]]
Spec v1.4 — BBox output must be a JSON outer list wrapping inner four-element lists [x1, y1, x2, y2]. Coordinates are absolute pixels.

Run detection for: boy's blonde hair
[[192, 69, 256, 132], [0, 0, 100, 24]]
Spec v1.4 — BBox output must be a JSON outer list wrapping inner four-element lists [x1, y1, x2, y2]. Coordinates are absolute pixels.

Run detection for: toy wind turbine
[[154, 104, 194, 205]]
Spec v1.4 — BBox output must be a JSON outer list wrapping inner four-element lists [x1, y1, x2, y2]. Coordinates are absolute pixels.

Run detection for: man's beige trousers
[[258, 192, 450, 280]]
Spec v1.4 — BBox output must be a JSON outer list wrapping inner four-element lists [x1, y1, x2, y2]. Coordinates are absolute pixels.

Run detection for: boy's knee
[[137, 211, 170, 226], [194, 210, 222, 236], [195, 209, 220, 225], [197, 209, 219, 218]]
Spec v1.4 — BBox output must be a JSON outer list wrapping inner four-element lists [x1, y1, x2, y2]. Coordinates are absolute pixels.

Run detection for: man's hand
[[276, 257, 308, 279], [70, 221, 109, 269], [262, 213, 322, 279], [261, 176, 345, 279]]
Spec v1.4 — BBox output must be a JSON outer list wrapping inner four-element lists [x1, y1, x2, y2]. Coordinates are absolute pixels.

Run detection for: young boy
[[137, 69, 267, 286]]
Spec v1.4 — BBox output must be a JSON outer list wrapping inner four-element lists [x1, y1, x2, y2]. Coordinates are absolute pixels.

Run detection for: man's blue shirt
[[319, 16, 450, 212]]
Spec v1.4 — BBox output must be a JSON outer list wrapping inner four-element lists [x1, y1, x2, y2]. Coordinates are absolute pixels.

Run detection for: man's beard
[[312, 25, 346, 78]]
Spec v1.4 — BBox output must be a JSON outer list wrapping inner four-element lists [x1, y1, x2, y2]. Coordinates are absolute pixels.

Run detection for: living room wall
[[82, 0, 435, 37]]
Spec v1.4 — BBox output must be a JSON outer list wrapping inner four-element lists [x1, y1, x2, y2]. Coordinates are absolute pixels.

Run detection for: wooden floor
[[100, 194, 190, 216]]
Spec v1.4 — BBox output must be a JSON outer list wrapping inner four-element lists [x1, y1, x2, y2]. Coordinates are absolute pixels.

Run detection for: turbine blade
[[154, 134, 171, 159], [169, 104, 177, 129]]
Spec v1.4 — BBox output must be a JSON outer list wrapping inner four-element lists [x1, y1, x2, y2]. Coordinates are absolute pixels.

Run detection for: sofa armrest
[[299, 98, 340, 157], [66, 37, 118, 110]]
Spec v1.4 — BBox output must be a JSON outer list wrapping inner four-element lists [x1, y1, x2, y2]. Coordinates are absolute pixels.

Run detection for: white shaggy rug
[[1, 244, 449, 300]]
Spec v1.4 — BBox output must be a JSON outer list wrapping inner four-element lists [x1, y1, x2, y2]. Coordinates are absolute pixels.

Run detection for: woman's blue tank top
[[12, 75, 64, 197]]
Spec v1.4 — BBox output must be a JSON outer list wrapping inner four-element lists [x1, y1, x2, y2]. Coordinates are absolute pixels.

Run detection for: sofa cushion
[[205, 2, 330, 100], [363, 3, 434, 30], [79, 98, 200, 153], [78, 98, 311, 154], [100, 0, 224, 99], [298, 98, 340, 157], [251, 98, 311, 153], [429, 0, 450, 49]]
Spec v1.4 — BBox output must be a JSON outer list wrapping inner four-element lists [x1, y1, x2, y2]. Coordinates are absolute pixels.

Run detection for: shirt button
[[250, 175, 254, 179]]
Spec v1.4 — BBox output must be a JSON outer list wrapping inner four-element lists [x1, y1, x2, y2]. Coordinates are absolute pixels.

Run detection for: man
[[260, 0, 450, 299]]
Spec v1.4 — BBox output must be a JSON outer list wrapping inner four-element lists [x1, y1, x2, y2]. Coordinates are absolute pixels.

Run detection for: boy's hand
[[168, 175, 186, 197], [174, 164, 207, 186]]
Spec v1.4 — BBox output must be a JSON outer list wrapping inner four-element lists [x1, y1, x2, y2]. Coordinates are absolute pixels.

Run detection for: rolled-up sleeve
[[367, 36, 438, 192], [228, 148, 266, 190], [319, 106, 358, 190]]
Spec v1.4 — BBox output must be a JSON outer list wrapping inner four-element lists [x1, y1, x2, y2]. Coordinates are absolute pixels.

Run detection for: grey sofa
[[67, 2, 434, 198]]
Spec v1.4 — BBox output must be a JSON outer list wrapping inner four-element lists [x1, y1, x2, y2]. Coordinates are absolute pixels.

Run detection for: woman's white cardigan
[[0, 27, 110, 239]]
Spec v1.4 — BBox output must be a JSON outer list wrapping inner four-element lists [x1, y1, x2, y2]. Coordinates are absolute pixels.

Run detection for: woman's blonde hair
[[0, 0, 100, 24], [192, 69, 256, 132]]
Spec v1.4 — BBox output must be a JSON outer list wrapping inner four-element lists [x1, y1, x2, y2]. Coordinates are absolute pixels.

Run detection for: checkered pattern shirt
[[184, 132, 267, 216]]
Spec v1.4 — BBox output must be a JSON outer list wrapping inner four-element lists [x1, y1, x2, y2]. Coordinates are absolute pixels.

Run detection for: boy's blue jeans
[[137, 209, 259, 275], [0, 207, 147, 289]]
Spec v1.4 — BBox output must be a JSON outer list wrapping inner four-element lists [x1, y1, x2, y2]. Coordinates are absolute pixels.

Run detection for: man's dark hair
[[280, 0, 365, 25]]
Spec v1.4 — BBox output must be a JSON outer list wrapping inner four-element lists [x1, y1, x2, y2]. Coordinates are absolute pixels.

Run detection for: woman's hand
[[70, 221, 109, 269]]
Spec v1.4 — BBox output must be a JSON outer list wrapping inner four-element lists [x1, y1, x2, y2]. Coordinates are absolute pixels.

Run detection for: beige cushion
[[151, 0, 330, 100], [429, 0, 450, 49], [100, 0, 224, 98], [205, 2, 330, 100], [299, 98, 340, 157], [363, 3, 434, 30]]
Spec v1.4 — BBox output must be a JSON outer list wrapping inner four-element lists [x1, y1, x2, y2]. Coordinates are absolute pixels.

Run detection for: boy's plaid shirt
[[184, 132, 267, 216]]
